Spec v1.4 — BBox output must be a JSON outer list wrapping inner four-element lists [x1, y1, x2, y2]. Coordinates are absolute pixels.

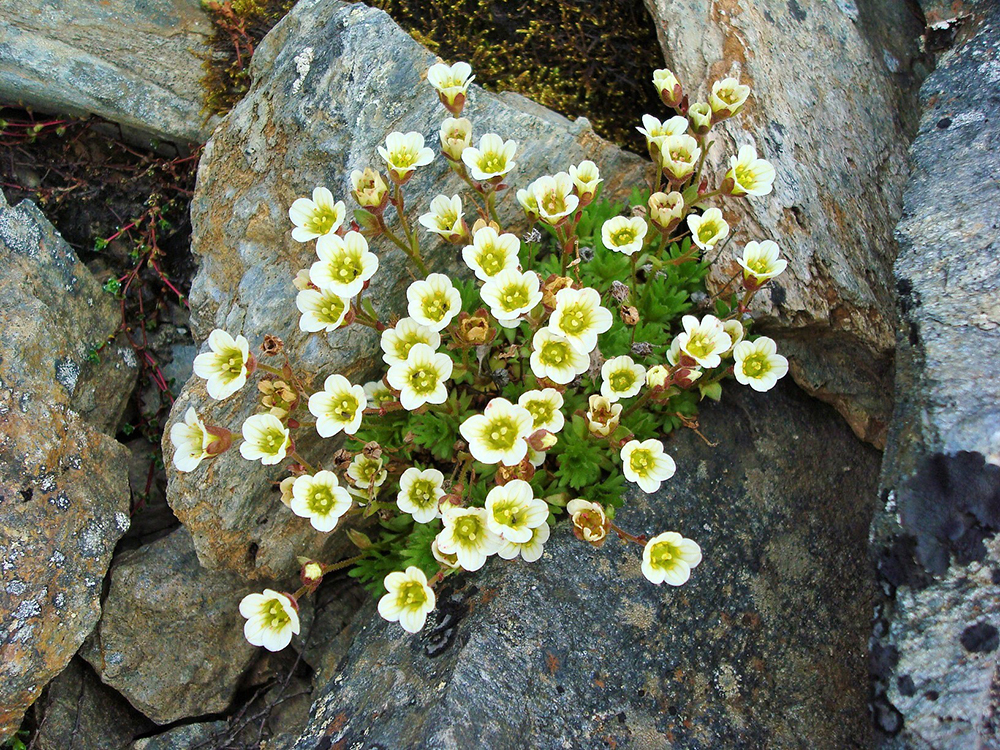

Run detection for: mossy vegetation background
[[203, 0, 664, 152]]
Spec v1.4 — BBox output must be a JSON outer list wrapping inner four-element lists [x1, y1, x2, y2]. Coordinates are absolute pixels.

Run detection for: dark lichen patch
[[960, 622, 999, 654], [363, 0, 665, 152]]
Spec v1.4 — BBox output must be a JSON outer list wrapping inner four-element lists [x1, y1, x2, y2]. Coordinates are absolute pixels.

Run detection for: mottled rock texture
[[294, 381, 880, 749], [166, 0, 650, 580], [82, 527, 257, 724], [642, 0, 929, 448], [0, 0, 218, 145], [0, 192, 134, 740], [872, 9, 1000, 748]]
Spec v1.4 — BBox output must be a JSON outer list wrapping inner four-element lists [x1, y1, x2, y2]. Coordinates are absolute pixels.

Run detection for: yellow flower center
[[685, 333, 713, 359], [396, 580, 428, 609], [734, 163, 755, 188], [408, 479, 437, 509], [219, 347, 244, 379], [612, 229, 637, 247], [306, 206, 339, 235], [541, 190, 566, 216], [408, 367, 438, 395], [747, 257, 771, 275], [478, 249, 504, 276], [524, 400, 554, 427], [483, 416, 521, 451], [718, 88, 739, 105], [455, 516, 484, 545], [422, 293, 450, 323], [264, 599, 290, 630], [559, 304, 589, 335], [480, 153, 505, 174], [330, 394, 358, 422], [330, 253, 362, 283], [742, 353, 770, 378], [629, 448, 654, 476], [307, 486, 336, 515], [499, 283, 530, 313], [697, 223, 719, 244], [392, 149, 417, 169], [540, 340, 571, 367], [318, 294, 346, 323], [493, 499, 523, 528], [610, 371, 636, 393], [260, 429, 286, 454]]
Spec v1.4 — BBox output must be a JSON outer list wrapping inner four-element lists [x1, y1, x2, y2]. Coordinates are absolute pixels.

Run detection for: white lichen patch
[[54, 359, 81, 393], [292, 47, 315, 94]]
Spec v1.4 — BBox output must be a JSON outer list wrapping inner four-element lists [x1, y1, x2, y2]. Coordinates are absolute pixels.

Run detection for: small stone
[[959, 622, 999, 654]]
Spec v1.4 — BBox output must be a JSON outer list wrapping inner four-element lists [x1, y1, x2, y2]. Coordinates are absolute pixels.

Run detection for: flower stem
[[610, 521, 646, 546], [290, 451, 317, 475]]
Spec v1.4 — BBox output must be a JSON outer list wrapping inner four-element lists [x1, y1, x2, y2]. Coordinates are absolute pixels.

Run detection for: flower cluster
[[172, 60, 791, 646]]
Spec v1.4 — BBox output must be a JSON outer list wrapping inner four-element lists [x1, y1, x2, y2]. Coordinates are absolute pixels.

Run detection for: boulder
[[0, 0, 218, 145], [0, 193, 134, 740], [82, 527, 257, 724], [31, 658, 153, 750], [166, 0, 651, 580], [641, 0, 929, 448], [871, 9, 1000, 747], [293, 381, 881, 749]]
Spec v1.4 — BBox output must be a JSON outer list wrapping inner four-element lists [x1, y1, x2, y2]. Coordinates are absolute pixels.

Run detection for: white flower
[[645, 364, 671, 389], [688, 102, 712, 133], [709, 77, 750, 120], [586, 394, 622, 437], [459, 397, 534, 466], [722, 319, 745, 354], [461, 133, 517, 182], [295, 287, 349, 332], [240, 589, 300, 651], [517, 388, 565, 433], [378, 566, 436, 633], [288, 187, 345, 242], [733, 336, 789, 392], [600, 355, 646, 402], [440, 117, 473, 161], [548, 286, 613, 354], [675, 314, 732, 369], [427, 61, 474, 110], [169, 407, 215, 472], [396, 467, 445, 523], [480, 269, 542, 327], [364, 380, 395, 408], [636, 114, 689, 147], [461, 226, 521, 281], [566, 498, 609, 543], [686, 208, 729, 252], [642, 532, 702, 586], [516, 187, 540, 221], [659, 134, 701, 183], [386, 342, 453, 410], [310, 231, 379, 299], [620, 438, 676, 493], [497, 521, 550, 562], [377, 131, 435, 182], [437, 506, 501, 571], [380, 317, 442, 366], [239, 414, 291, 466], [601, 216, 648, 256], [418, 194, 466, 240], [529, 327, 590, 384], [347, 453, 387, 489], [736, 240, 787, 283], [568, 160, 602, 198], [406, 273, 462, 331], [291, 471, 353, 532], [432, 539, 460, 569], [648, 191, 684, 231], [725, 145, 775, 197], [307, 374, 366, 437], [193, 329, 250, 400], [529, 172, 580, 225], [484, 479, 548, 543]]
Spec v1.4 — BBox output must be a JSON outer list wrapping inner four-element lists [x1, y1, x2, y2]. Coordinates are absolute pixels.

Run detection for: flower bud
[[653, 68, 683, 108], [688, 102, 712, 135], [203, 425, 233, 456], [350, 168, 389, 210], [645, 364, 671, 390], [278, 476, 295, 507], [674, 366, 703, 388], [293, 268, 314, 291], [346, 529, 375, 550], [440, 117, 473, 161], [301, 561, 324, 588], [648, 191, 685, 233], [527, 429, 558, 452]]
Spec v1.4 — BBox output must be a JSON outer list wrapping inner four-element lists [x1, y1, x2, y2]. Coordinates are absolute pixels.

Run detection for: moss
[[366, 0, 665, 152]]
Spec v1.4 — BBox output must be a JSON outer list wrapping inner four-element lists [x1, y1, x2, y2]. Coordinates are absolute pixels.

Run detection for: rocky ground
[[1, 0, 998, 748]]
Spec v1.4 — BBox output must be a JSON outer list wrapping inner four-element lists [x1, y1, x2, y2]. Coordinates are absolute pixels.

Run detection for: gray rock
[[642, 0, 928, 448], [294, 381, 881, 749], [0, 0, 219, 145], [872, 9, 1000, 748], [131, 721, 229, 750], [82, 527, 257, 724], [32, 658, 153, 750], [166, 0, 650, 580], [0, 194, 133, 740]]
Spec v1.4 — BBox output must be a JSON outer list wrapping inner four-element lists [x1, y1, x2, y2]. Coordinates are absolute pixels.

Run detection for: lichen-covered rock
[[641, 0, 929, 448], [293, 381, 881, 749], [166, 0, 650, 580], [32, 658, 154, 750], [871, 10, 1000, 747], [131, 721, 230, 750], [0, 193, 134, 740], [0, 0, 218, 145], [82, 527, 257, 724]]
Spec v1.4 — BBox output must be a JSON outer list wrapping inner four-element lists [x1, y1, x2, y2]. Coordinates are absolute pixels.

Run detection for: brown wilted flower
[[451, 308, 497, 348], [541, 274, 575, 309], [610, 280, 630, 302], [261, 335, 284, 356], [620, 305, 640, 326], [362, 441, 383, 461]]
